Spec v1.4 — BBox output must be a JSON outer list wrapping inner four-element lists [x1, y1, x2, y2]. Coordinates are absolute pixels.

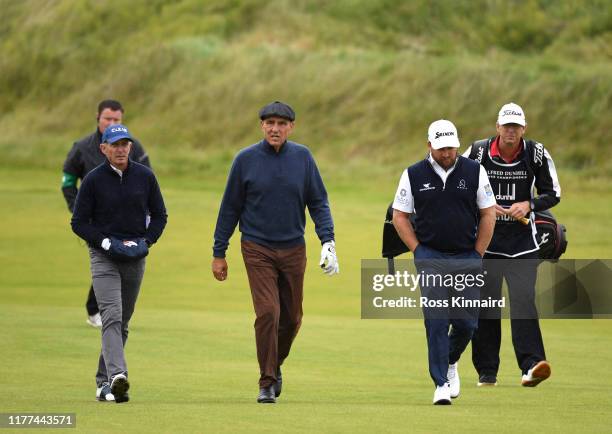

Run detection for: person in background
[[62, 99, 151, 328], [465, 102, 561, 388]]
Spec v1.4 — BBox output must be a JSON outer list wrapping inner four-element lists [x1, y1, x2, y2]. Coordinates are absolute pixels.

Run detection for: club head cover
[[107, 237, 149, 262]]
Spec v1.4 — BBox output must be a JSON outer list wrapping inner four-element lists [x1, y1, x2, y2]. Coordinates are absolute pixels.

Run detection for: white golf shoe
[[433, 382, 452, 405], [447, 362, 460, 398], [96, 382, 115, 402], [87, 313, 102, 328], [521, 361, 551, 387]]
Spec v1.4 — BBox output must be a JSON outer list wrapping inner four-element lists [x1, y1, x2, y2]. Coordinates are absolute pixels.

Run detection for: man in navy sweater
[[72, 124, 167, 403], [212, 101, 339, 404], [392, 120, 496, 405]]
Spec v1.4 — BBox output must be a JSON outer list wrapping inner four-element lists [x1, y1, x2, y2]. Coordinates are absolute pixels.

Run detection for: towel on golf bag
[[107, 237, 149, 262]]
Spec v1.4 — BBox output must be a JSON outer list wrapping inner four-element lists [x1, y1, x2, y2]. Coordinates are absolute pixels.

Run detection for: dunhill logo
[[496, 184, 516, 201]]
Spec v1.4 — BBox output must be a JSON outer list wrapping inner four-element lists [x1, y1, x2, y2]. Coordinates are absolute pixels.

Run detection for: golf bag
[[382, 204, 567, 272], [382, 203, 411, 274], [534, 209, 567, 261]]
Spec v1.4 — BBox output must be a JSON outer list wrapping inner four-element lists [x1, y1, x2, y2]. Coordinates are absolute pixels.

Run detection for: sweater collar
[[261, 139, 289, 154], [104, 158, 131, 175], [427, 152, 460, 173]]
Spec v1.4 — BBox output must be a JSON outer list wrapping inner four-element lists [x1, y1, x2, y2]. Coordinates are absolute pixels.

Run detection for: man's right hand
[[212, 257, 228, 281], [494, 204, 507, 217]]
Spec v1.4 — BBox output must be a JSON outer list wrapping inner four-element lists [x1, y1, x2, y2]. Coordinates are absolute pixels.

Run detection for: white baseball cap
[[427, 119, 460, 149], [497, 102, 526, 126]]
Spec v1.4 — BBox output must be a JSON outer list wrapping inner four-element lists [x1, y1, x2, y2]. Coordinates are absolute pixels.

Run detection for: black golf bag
[[382, 203, 567, 272]]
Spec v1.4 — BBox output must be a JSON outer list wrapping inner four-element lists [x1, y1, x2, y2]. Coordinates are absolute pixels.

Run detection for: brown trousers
[[241, 241, 306, 387]]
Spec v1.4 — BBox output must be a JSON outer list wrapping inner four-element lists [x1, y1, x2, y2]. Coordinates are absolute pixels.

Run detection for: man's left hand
[[319, 241, 339, 276], [506, 201, 531, 219]]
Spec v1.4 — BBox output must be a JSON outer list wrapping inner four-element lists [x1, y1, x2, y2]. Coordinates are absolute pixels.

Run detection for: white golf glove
[[319, 240, 339, 276], [101, 238, 111, 251]]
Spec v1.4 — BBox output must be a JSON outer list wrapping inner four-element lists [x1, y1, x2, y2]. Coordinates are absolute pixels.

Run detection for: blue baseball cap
[[102, 124, 132, 144]]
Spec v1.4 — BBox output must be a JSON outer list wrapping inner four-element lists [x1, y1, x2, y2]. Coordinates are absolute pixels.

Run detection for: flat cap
[[259, 101, 295, 121]]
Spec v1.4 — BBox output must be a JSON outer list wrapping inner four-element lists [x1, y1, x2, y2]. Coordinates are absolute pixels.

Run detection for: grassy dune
[[0, 0, 611, 178]]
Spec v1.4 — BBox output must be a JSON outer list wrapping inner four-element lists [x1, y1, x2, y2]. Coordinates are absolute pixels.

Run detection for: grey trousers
[[89, 248, 145, 386]]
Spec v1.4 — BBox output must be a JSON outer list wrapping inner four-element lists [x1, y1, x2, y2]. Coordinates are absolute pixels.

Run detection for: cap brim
[[498, 116, 526, 126], [107, 134, 132, 144], [430, 139, 460, 150], [260, 113, 294, 121]]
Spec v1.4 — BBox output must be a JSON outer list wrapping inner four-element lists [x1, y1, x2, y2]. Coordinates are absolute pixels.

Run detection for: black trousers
[[471, 252, 546, 375], [86, 283, 99, 315]]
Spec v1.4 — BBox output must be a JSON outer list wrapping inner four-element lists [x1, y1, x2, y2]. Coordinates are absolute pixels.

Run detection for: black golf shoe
[[257, 386, 276, 404], [110, 373, 130, 403], [274, 367, 282, 398], [477, 374, 498, 387]]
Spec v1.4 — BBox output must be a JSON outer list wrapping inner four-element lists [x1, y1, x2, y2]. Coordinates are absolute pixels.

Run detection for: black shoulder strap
[[469, 138, 492, 163], [521, 139, 543, 179]]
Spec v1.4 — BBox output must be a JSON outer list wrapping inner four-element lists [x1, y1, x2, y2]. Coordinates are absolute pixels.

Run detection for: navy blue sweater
[[213, 140, 334, 258], [71, 160, 167, 249]]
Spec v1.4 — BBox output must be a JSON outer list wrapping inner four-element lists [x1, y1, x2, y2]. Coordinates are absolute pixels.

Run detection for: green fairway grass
[[1, 167, 611, 433]]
